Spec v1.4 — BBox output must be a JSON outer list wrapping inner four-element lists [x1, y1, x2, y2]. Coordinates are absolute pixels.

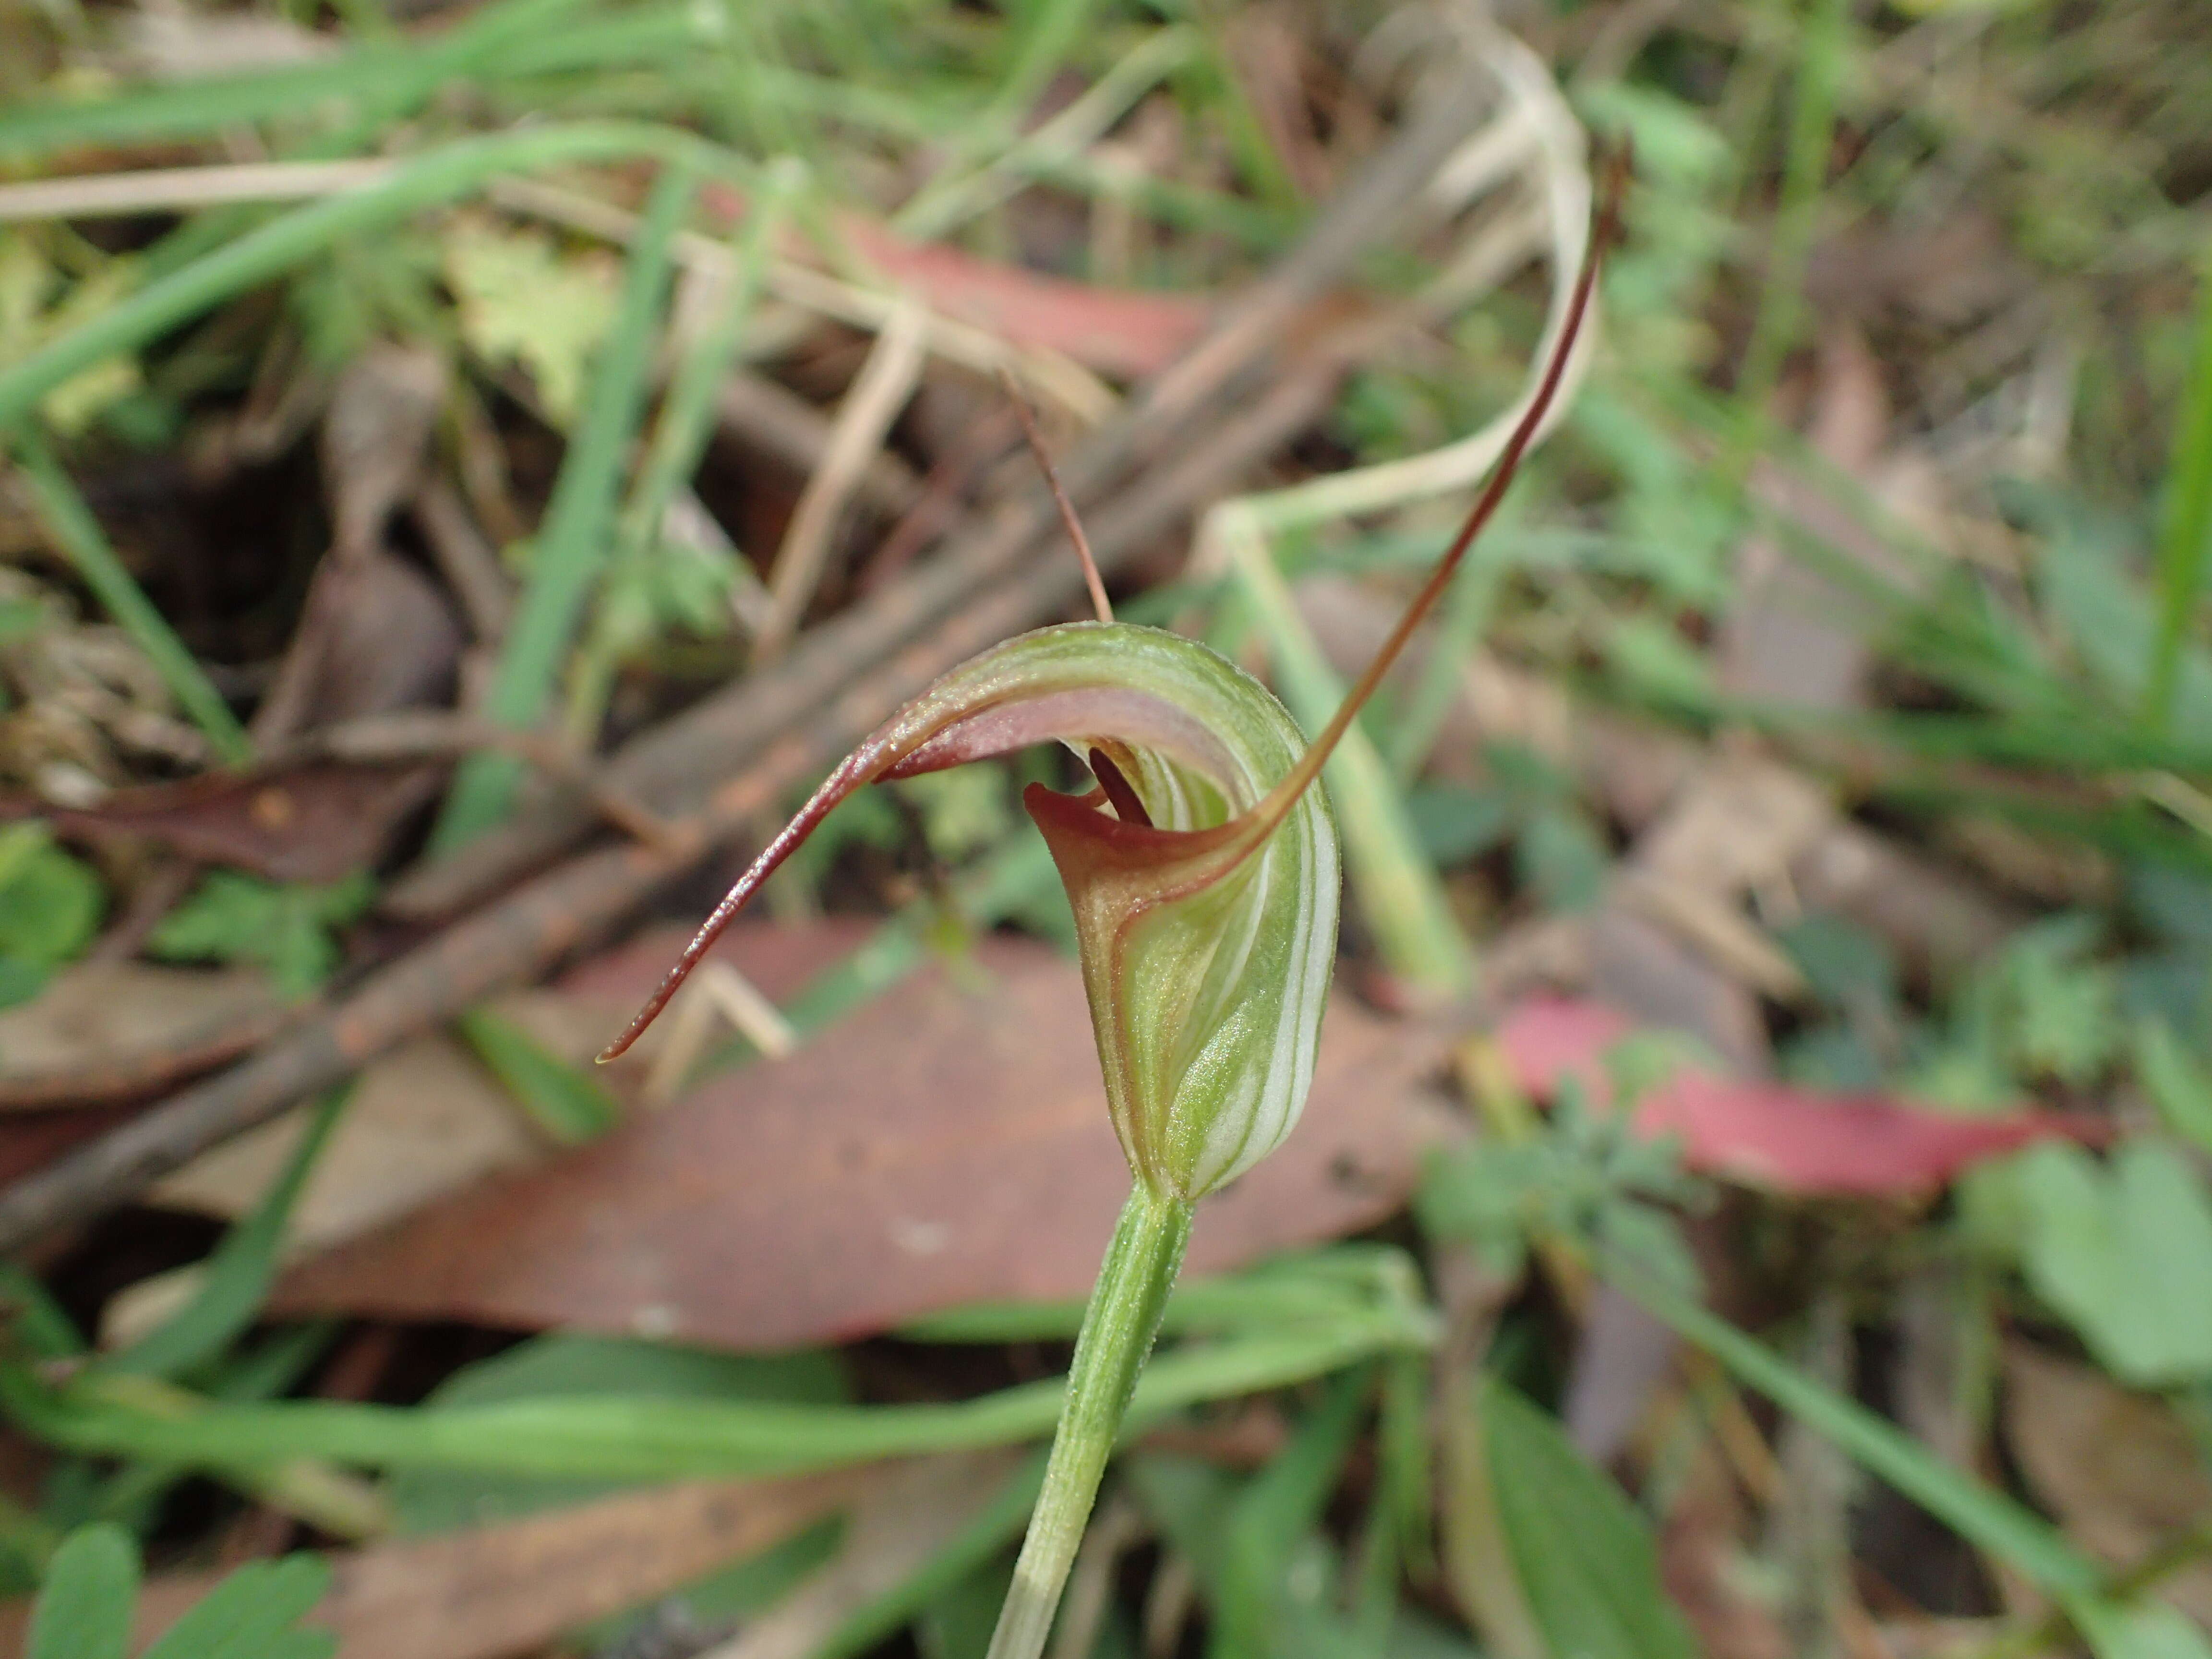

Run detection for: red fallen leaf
[[2, 760, 442, 884], [1493, 994, 2104, 1197], [840, 220, 1214, 380], [697, 183, 1214, 380], [272, 930, 1458, 1349]]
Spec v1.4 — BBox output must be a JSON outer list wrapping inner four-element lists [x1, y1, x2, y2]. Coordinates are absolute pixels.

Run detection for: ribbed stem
[[986, 1185, 1193, 1659]]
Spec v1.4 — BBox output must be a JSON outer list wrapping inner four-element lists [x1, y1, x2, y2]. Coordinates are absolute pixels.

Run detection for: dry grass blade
[[0, 159, 392, 223], [754, 297, 931, 661]]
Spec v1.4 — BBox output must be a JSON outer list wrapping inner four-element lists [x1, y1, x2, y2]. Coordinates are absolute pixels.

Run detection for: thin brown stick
[[999, 367, 1112, 624], [309, 713, 695, 854]]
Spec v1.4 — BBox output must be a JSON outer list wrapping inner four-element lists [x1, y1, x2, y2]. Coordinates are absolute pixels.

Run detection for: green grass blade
[[1717, 0, 1851, 498], [455, 1009, 621, 1145], [12, 433, 252, 766], [5, 1313, 1427, 1484], [0, 1262, 87, 1362], [2147, 247, 2212, 731], [0, 0, 593, 157], [903, 1245, 1423, 1346], [565, 156, 802, 740], [431, 155, 701, 849], [0, 122, 705, 439], [621, 158, 801, 564], [1212, 1369, 1370, 1659], [96, 1091, 345, 1382]]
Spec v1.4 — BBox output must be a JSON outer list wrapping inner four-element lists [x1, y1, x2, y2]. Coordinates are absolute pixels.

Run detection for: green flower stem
[[986, 1185, 1193, 1659]]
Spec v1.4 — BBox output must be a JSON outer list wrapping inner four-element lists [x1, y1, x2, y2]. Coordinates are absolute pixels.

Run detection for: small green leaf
[[1479, 1378, 1697, 1659], [441, 216, 617, 425], [456, 1008, 622, 1145], [139, 1553, 334, 1659], [98, 1090, 346, 1381], [149, 873, 373, 999], [28, 1524, 138, 1659], [1603, 613, 1715, 711], [0, 825, 103, 1010], [1775, 914, 1898, 1011], [2011, 1138, 2212, 1385]]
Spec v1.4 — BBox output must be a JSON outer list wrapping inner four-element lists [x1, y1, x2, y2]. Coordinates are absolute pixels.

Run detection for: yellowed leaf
[[442, 216, 617, 425]]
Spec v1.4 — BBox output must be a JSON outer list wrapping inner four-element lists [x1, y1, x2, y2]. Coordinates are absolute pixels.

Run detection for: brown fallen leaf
[[1586, 905, 1771, 1077], [9, 759, 445, 885], [150, 1017, 550, 1259], [145, 922, 880, 1262], [251, 550, 464, 743], [0, 1466, 871, 1659], [0, 961, 287, 1111], [1561, 1283, 1682, 1466], [1632, 757, 1833, 903], [697, 1452, 1025, 1659], [2003, 1342, 2212, 1629], [321, 345, 449, 565], [272, 933, 1461, 1347], [833, 214, 1214, 382], [251, 345, 460, 746]]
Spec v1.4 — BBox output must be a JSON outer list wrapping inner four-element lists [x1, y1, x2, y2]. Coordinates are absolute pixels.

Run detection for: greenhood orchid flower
[[601, 152, 1620, 1659], [601, 618, 1338, 1202]]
